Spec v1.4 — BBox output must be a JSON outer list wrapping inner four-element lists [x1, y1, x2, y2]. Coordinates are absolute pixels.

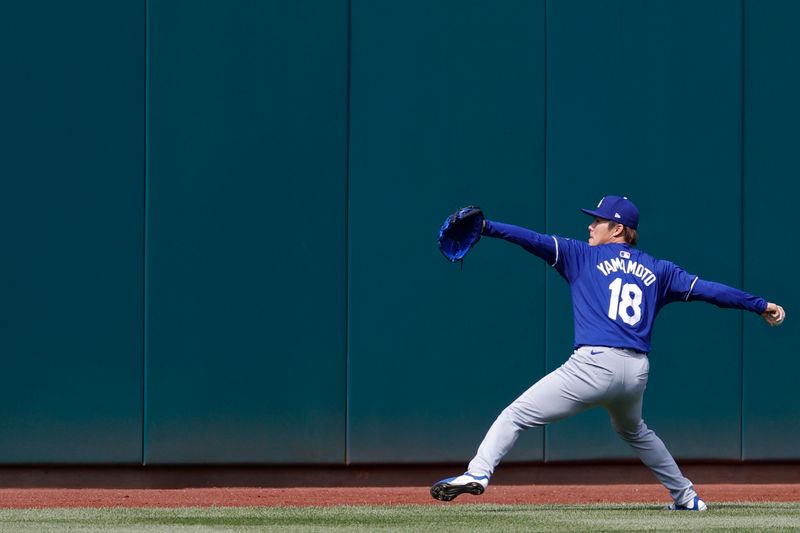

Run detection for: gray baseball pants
[[467, 346, 698, 505]]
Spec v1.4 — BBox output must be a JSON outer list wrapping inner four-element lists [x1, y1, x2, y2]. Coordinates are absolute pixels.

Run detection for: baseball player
[[431, 195, 786, 511]]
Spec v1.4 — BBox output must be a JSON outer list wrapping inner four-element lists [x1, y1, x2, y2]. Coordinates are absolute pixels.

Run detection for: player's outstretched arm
[[480, 219, 558, 265], [761, 302, 786, 327], [683, 278, 785, 327]]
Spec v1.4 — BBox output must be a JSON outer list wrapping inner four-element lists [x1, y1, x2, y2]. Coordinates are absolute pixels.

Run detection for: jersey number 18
[[607, 278, 643, 326]]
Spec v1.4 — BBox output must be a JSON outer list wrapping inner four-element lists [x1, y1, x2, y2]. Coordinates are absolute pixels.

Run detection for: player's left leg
[[466, 348, 615, 479], [431, 348, 614, 501], [604, 351, 706, 510]]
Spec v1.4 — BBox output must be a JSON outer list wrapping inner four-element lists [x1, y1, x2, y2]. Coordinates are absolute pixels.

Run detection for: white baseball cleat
[[430, 473, 489, 502], [666, 495, 707, 511]]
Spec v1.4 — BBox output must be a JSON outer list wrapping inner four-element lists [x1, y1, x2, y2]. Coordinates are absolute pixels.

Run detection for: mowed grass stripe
[[0, 503, 798, 532]]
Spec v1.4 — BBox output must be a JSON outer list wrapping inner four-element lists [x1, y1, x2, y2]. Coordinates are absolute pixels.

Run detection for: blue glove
[[438, 206, 484, 262]]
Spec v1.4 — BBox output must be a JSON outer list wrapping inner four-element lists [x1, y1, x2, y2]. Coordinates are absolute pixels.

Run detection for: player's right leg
[[431, 349, 614, 501], [604, 351, 706, 511]]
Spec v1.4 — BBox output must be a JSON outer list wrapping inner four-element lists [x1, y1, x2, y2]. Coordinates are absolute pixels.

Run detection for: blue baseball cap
[[581, 195, 640, 229]]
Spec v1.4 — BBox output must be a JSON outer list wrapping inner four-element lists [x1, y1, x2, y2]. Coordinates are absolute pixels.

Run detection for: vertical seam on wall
[[142, 0, 150, 466], [344, 0, 352, 466], [739, 0, 746, 462], [542, 0, 549, 464]]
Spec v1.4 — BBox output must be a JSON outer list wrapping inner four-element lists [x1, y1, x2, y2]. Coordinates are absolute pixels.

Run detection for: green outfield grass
[[0, 503, 798, 532]]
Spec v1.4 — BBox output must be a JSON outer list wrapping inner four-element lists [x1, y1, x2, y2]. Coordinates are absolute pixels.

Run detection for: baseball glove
[[438, 206, 485, 262]]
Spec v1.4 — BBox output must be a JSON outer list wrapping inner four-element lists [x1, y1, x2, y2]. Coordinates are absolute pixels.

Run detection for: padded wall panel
[[545, 0, 743, 460], [146, 0, 348, 463], [0, 0, 144, 462], [348, 0, 546, 463], [742, 0, 800, 459]]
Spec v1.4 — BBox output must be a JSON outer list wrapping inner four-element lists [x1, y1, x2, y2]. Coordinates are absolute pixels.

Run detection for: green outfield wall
[[0, 0, 797, 465]]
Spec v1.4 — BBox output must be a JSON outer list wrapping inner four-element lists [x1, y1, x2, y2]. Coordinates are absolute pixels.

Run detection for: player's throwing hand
[[761, 302, 786, 326]]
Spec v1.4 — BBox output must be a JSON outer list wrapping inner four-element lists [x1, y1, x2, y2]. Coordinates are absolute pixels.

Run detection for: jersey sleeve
[[659, 261, 768, 313], [482, 220, 558, 264], [689, 279, 768, 314], [658, 261, 699, 304], [551, 236, 587, 282], [482, 220, 586, 282]]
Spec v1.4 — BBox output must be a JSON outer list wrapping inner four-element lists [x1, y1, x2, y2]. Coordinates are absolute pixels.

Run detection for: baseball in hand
[[762, 303, 786, 327]]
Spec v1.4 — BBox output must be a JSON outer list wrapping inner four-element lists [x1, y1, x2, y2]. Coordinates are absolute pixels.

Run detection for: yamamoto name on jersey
[[595, 256, 657, 287]]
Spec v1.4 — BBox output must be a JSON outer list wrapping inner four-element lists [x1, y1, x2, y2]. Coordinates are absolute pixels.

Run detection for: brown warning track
[[0, 484, 798, 508]]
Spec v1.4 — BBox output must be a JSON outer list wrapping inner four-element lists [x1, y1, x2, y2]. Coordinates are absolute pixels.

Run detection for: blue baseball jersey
[[484, 220, 767, 353]]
